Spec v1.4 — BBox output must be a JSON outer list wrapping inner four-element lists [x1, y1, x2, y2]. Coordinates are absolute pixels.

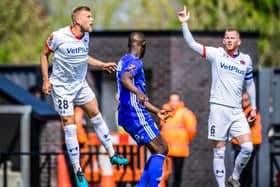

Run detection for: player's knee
[[90, 113, 104, 125], [150, 136, 168, 155], [162, 144, 168, 156], [153, 145, 168, 156], [61, 116, 75, 125], [213, 147, 225, 159], [240, 142, 253, 156], [158, 140, 168, 155]]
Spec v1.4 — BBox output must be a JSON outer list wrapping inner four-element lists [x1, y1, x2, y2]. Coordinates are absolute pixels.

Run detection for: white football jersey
[[204, 47, 253, 108], [46, 26, 90, 85], [181, 23, 255, 109]]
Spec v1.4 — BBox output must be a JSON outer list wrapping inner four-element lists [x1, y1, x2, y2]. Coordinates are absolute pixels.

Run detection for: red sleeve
[[202, 45, 206, 58], [45, 41, 53, 52]]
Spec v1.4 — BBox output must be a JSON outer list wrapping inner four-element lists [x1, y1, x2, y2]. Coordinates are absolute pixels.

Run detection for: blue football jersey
[[116, 54, 159, 145], [116, 54, 146, 115]]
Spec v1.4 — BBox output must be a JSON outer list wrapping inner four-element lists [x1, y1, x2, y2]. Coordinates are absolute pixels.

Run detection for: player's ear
[[238, 39, 241, 46], [75, 16, 82, 26], [222, 38, 226, 45], [142, 40, 146, 46]]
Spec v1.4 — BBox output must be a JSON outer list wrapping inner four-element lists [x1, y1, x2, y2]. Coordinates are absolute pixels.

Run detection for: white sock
[[64, 124, 80, 173], [90, 113, 115, 157], [232, 142, 253, 180], [213, 147, 226, 187]]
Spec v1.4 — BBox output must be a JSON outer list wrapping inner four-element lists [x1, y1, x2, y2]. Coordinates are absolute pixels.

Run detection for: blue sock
[[148, 154, 165, 187], [137, 157, 151, 187], [137, 154, 165, 187]]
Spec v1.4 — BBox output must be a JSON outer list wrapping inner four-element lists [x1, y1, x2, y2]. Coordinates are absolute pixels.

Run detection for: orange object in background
[[57, 152, 72, 187], [99, 145, 116, 187], [100, 175, 116, 187], [160, 101, 197, 157], [158, 157, 172, 187], [81, 133, 147, 185], [231, 104, 262, 145], [74, 106, 87, 144], [80, 133, 172, 186]]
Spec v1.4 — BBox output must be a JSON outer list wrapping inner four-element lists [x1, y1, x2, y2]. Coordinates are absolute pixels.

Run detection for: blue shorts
[[118, 109, 160, 146]]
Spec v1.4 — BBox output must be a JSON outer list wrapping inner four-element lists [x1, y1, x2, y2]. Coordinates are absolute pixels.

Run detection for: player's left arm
[[88, 55, 117, 73], [246, 80, 257, 122], [245, 58, 257, 122]]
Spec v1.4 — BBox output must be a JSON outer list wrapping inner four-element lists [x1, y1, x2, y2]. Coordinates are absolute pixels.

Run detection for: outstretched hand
[[157, 109, 172, 122], [178, 5, 190, 24], [102, 62, 117, 73]]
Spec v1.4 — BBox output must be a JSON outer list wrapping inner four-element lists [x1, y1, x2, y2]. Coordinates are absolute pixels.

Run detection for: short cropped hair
[[71, 6, 91, 23], [128, 32, 145, 50], [224, 29, 240, 38]]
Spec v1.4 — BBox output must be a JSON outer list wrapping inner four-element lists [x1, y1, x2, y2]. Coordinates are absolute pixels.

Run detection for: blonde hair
[[71, 6, 91, 24], [224, 29, 240, 38]]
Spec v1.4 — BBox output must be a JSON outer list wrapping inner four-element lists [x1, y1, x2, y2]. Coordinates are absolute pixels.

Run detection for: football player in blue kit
[[116, 32, 171, 187]]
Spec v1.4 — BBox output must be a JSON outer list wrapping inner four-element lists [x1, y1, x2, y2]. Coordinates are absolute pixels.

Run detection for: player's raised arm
[[178, 5, 190, 23], [178, 6, 206, 58], [88, 55, 117, 73]]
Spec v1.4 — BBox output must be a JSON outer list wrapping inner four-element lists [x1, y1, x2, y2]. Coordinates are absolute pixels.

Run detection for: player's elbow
[[121, 73, 132, 84], [120, 76, 128, 85], [245, 79, 255, 89]]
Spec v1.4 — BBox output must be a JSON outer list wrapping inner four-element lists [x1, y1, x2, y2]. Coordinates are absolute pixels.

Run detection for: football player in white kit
[[178, 6, 257, 187], [40, 6, 128, 187]]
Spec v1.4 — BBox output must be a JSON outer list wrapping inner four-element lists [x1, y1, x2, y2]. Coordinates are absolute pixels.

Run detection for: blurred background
[[0, 0, 280, 66], [0, 0, 279, 187]]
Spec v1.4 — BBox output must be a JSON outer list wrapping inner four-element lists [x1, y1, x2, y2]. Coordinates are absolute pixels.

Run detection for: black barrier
[[269, 123, 280, 187], [0, 152, 63, 187], [0, 146, 148, 187]]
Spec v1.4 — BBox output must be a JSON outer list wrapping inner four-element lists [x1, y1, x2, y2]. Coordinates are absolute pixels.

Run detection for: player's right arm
[[121, 73, 170, 120], [120, 71, 148, 105], [40, 42, 52, 95], [120, 72, 171, 121], [178, 6, 216, 60]]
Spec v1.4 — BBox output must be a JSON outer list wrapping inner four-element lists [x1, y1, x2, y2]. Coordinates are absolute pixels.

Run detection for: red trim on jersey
[[202, 45, 206, 58], [225, 49, 240, 58], [70, 26, 82, 40], [226, 50, 234, 57], [45, 41, 52, 52]]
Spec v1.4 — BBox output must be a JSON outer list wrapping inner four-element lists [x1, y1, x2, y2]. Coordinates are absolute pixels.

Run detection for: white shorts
[[51, 81, 95, 116], [208, 103, 250, 141]]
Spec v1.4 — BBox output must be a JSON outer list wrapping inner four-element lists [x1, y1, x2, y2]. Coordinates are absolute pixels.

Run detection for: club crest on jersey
[[128, 64, 136, 70], [240, 60, 246, 65]]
